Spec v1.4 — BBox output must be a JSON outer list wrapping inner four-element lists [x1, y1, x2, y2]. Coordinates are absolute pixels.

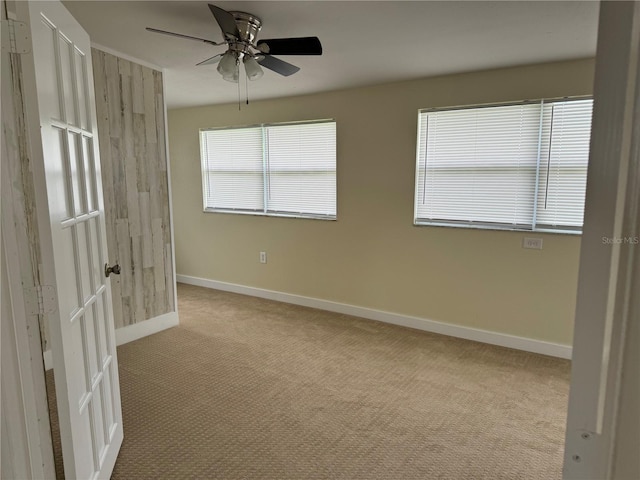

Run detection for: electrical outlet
[[523, 237, 543, 250], [259, 251, 267, 264]]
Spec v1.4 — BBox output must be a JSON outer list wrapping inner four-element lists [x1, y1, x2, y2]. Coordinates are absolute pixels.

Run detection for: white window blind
[[535, 99, 593, 229], [266, 122, 337, 216], [201, 126, 264, 212], [200, 120, 336, 219], [414, 98, 593, 232]]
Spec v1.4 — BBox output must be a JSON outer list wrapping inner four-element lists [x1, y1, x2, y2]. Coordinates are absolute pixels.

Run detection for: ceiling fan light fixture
[[217, 51, 238, 81], [222, 70, 239, 83], [243, 56, 264, 81]]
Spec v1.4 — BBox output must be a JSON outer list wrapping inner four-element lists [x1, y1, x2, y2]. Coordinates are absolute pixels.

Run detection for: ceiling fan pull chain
[[237, 76, 241, 111]]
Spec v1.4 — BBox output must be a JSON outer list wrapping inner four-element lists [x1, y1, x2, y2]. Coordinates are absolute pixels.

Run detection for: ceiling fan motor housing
[[228, 11, 262, 57]]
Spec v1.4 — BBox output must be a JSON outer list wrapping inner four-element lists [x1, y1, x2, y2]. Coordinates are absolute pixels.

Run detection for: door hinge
[[1, 19, 31, 54], [24, 285, 58, 316]]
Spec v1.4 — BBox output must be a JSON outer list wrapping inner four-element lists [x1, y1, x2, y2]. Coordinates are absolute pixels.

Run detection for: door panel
[[19, 1, 124, 478]]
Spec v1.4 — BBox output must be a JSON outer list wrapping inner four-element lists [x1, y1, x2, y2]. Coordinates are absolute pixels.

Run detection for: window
[[200, 120, 336, 219], [414, 98, 593, 233]]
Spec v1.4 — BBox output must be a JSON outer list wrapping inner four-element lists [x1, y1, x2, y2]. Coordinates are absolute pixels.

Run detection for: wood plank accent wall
[[3, 52, 47, 348], [92, 49, 174, 328]]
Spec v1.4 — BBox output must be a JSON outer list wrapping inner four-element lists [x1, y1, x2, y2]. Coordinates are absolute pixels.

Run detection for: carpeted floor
[[48, 282, 571, 479]]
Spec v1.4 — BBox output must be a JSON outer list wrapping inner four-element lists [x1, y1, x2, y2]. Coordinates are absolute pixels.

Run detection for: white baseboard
[[43, 311, 179, 370], [176, 274, 572, 360], [114, 311, 179, 346], [43, 350, 53, 371]]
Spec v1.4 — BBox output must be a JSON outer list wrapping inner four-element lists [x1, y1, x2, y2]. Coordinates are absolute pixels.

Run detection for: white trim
[[114, 311, 179, 346], [1, 4, 56, 475], [162, 71, 179, 314], [43, 312, 179, 370], [564, 2, 640, 478], [176, 274, 572, 359], [90, 42, 163, 72]]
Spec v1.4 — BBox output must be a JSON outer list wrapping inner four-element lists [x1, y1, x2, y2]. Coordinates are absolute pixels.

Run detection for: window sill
[[203, 208, 337, 221], [413, 221, 582, 236]]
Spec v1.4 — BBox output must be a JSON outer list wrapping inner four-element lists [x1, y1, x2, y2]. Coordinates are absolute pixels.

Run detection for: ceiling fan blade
[[146, 27, 221, 46], [208, 4, 240, 40], [257, 55, 300, 77], [196, 53, 223, 66], [256, 37, 322, 55]]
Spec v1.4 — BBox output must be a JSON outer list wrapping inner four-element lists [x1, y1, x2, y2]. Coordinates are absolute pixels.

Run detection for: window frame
[[200, 119, 337, 221], [413, 96, 593, 235]]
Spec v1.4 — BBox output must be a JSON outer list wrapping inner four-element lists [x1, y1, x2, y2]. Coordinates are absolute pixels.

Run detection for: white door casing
[[564, 1, 640, 478], [16, 0, 124, 478]]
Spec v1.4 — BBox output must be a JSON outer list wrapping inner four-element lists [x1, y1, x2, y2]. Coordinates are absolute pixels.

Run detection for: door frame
[[12, 0, 126, 477], [1, 1, 56, 477], [563, 1, 640, 478]]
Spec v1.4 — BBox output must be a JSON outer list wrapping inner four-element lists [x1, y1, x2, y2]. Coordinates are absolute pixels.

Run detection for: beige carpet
[[48, 283, 570, 479]]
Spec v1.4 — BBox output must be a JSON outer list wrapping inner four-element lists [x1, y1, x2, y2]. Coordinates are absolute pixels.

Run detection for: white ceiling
[[63, 1, 600, 109]]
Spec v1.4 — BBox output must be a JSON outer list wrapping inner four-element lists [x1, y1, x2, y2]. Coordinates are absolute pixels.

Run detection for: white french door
[[16, 0, 124, 478]]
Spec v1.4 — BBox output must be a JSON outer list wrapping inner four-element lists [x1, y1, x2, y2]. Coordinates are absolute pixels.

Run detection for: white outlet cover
[[523, 237, 544, 250]]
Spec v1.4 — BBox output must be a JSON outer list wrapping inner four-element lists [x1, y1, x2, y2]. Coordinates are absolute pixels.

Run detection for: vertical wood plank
[[131, 62, 145, 114], [131, 236, 145, 323], [121, 296, 132, 328], [143, 67, 157, 144], [121, 72, 134, 159], [125, 156, 141, 237], [143, 268, 156, 319], [155, 91, 167, 172], [146, 141, 159, 174], [110, 277, 124, 329], [117, 56, 131, 76], [91, 50, 109, 131], [104, 53, 121, 139], [139, 192, 153, 268], [152, 218, 166, 292], [133, 113, 149, 192], [109, 137, 128, 220], [148, 177, 161, 223], [115, 219, 131, 297]]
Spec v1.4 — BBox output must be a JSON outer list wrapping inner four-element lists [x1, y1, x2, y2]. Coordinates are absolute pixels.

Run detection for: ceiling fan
[[146, 3, 322, 83]]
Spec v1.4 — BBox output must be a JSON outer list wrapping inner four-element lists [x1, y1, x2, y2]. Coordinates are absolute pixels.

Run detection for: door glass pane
[[88, 218, 103, 288], [68, 132, 85, 215], [83, 136, 96, 211], [91, 388, 107, 463], [51, 127, 73, 219], [75, 221, 92, 303], [57, 33, 77, 126], [102, 363, 115, 439], [74, 47, 89, 130], [39, 18, 61, 120], [60, 226, 81, 317], [83, 303, 99, 382]]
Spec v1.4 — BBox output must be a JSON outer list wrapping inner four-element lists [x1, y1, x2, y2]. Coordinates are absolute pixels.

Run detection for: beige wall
[[168, 58, 594, 346]]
